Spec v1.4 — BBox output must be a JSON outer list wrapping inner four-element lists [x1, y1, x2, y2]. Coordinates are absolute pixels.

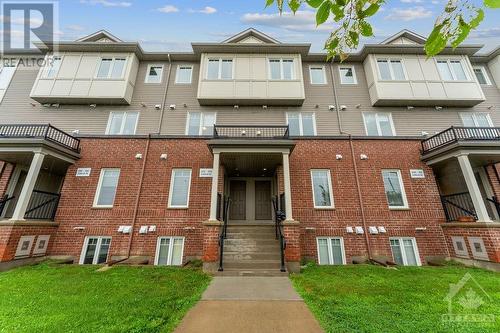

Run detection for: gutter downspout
[[329, 61, 344, 135], [157, 53, 172, 134]]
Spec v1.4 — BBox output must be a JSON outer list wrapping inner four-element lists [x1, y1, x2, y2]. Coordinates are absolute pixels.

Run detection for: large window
[[473, 66, 491, 85], [44, 56, 62, 78], [363, 112, 395, 136], [269, 59, 294, 80], [339, 66, 357, 84], [155, 237, 185, 266], [287, 112, 316, 136], [376, 59, 406, 80], [96, 57, 127, 79], [436, 59, 468, 81], [207, 59, 233, 80], [390, 238, 420, 266], [93, 169, 120, 208], [145, 64, 164, 83], [168, 169, 192, 208], [0, 61, 17, 101], [186, 112, 216, 136], [106, 112, 139, 135], [317, 237, 346, 265], [309, 66, 326, 84], [311, 169, 334, 208], [460, 113, 493, 127], [382, 170, 408, 209], [80, 237, 111, 264], [175, 65, 193, 84]]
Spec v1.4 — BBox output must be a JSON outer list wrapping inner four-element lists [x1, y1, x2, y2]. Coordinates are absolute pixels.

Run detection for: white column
[[209, 152, 220, 221], [10, 152, 45, 221], [457, 154, 492, 222], [282, 152, 293, 221]]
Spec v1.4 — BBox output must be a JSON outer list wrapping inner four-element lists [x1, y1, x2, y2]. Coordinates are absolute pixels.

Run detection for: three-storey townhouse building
[[0, 29, 498, 273]]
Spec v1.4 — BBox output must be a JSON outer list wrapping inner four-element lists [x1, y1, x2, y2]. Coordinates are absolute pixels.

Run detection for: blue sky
[[55, 0, 500, 53]]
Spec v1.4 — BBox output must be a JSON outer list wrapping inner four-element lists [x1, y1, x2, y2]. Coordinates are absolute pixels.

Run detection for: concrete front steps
[[216, 223, 287, 277]]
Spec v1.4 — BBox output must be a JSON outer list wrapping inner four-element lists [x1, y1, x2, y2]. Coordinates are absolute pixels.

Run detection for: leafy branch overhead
[[265, 0, 500, 59]]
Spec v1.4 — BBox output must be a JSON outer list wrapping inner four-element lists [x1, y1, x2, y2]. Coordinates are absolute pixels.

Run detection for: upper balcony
[[30, 52, 139, 105], [363, 54, 485, 107]]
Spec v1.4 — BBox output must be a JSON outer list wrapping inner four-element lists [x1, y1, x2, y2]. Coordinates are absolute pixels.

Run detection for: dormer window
[[207, 59, 233, 80], [269, 58, 294, 80], [96, 57, 127, 79]]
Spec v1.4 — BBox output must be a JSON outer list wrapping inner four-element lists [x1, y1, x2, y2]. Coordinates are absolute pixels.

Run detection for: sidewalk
[[174, 277, 324, 333]]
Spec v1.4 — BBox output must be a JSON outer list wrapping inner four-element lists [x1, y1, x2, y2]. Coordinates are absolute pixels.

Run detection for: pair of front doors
[[229, 180, 272, 221]]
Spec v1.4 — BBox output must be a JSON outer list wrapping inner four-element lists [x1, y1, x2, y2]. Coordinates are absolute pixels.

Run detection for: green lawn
[[0, 262, 211, 332], [291, 263, 500, 333]]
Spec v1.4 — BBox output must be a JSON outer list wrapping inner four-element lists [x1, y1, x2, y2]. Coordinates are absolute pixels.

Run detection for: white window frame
[[451, 236, 469, 258], [382, 169, 409, 210], [467, 237, 489, 261], [362, 112, 396, 136], [154, 236, 185, 266], [185, 112, 217, 136], [95, 57, 127, 79], [206, 58, 234, 80], [0, 60, 18, 102], [310, 169, 335, 209], [286, 112, 317, 136], [105, 111, 139, 135], [390, 237, 421, 266], [268, 58, 295, 80], [168, 169, 192, 208], [376, 58, 407, 81], [472, 66, 492, 85], [459, 112, 493, 128], [43, 55, 62, 78], [93, 168, 120, 208], [145, 64, 165, 84], [435, 58, 470, 81], [338, 65, 357, 84], [309, 65, 327, 85], [79, 236, 112, 265], [175, 64, 193, 84], [316, 237, 346, 265]]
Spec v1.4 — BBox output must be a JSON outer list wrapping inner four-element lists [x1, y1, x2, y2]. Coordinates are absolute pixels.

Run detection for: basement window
[[390, 237, 421, 266], [80, 237, 111, 264], [451, 236, 469, 258], [155, 237, 185, 266], [317, 237, 346, 265], [468, 237, 489, 261]]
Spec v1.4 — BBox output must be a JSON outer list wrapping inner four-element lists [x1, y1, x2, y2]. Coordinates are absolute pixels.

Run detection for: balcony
[[213, 125, 289, 139], [0, 190, 60, 221]]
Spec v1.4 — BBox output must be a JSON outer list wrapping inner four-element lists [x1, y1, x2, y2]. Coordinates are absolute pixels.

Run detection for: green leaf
[[288, 0, 301, 12], [425, 25, 448, 57], [349, 30, 359, 46], [451, 18, 471, 48], [359, 21, 373, 37], [336, 0, 346, 6], [306, 0, 325, 8], [469, 9, 484, 29], [484, 0, 500, 8], [316, 1, 331, 25], [326, 37, 339, 50], [265, 0, 275, 8], [330, 4, 344, 21], [361, 4, 379, 18]]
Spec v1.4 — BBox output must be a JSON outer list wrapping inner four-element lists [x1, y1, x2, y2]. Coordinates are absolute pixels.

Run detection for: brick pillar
[[283, 221, 300, 273], [485, 164, 500, 199], [0, 162, 14, 197], [202, 220, 222, 272]]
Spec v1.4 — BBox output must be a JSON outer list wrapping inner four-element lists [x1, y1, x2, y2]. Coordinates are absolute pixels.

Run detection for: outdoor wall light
[[139, 226, 148, 234], [435, 106, 443, 111], [148, 225, 157, 232], [336, 154, 343, 160], [355, 104, 361, 109], [72, 130, 80, 135], [256, 130, 262, 136], [262, 105, 268, 109], [30, 102, 37, 107], [135, 153, 143, 160], [160, 153, 168, 160], [328, 105, 335, 111], [52, 103, 60, 108], [155, 104, 162, 110], [89, 104, 97, 108], [234, 105, 239, 109], [73, 226, 85, 231], [169, 104, 176, 110], [415, 227, 427, 231], [378, 226, 387, 233], [141, 103, 147, 108], [340, 105, 347, 111], [42, 103, 51, 108], [360, 154, 368, 160], [346, 226, 354, 233], [355, 226, 364, 234], [421, 131, 429, 137], [241, 130, 246, 136], [368, 226, 379, 234]]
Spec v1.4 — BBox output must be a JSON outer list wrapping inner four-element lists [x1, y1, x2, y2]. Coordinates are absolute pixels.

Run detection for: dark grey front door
[[255, 181, 272, 220], [230, 180, 246, 220]]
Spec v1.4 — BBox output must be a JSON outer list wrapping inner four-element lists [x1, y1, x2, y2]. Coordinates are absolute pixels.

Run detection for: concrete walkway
[[174, 277, 324, 333]]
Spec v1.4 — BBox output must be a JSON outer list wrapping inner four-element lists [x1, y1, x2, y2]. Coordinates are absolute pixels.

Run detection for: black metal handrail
[[213, 125, 290, 139], [486, 196, 500, 219], [0, 194, 15, 216], [422, 126, 500, 154], [0, 124, 80, 153], [218, 196, 231, 272], [440, 192, 477, 222], [24, 190, 60, 220], [272, 196, 286, 272]]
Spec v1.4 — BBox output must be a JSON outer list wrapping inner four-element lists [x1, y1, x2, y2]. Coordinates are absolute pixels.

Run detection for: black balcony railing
[[0, 124, 80, 153], [440, 192, 477, 222], [24, 190, 61, 220], [422, 126, 500, 154], [213, 125, 289, 139]]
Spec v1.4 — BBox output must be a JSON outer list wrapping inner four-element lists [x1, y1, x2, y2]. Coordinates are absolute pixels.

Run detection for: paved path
[[174, 277, 324, 333]]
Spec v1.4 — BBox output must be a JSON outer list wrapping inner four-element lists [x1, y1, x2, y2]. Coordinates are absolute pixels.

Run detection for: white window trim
[[268, 58, 296, 80], [390, 237, 421, 266], [338, 65, 358, 85], [79, 236, 112, 264], [435, 58, 470, 82], [473, 66, 492, 85], [42, 55, 62, 79], [459, 112, 493, 127], [0, 60, 18, 101], [154, 236, 185, 266], [316, 237, 346, 265], [451, 236, 469, 258], [376, 58, 407, 81], [362, 112, 396, 136], [467, 237, 489, 261], [105, 111, 139, 135], [206, 58, 234, 80], [95, 57, 127, 79], [310, 169, 335, 209], [168, 169, 192, 208], [185, 112, 217, 136], [93, 168, 120, 208], [382, 169, 409, 210], [286, 112, 317, 136], [175, 64, 193, 84], [145, 64, 165, 84], [309, 65, 327, 85]]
